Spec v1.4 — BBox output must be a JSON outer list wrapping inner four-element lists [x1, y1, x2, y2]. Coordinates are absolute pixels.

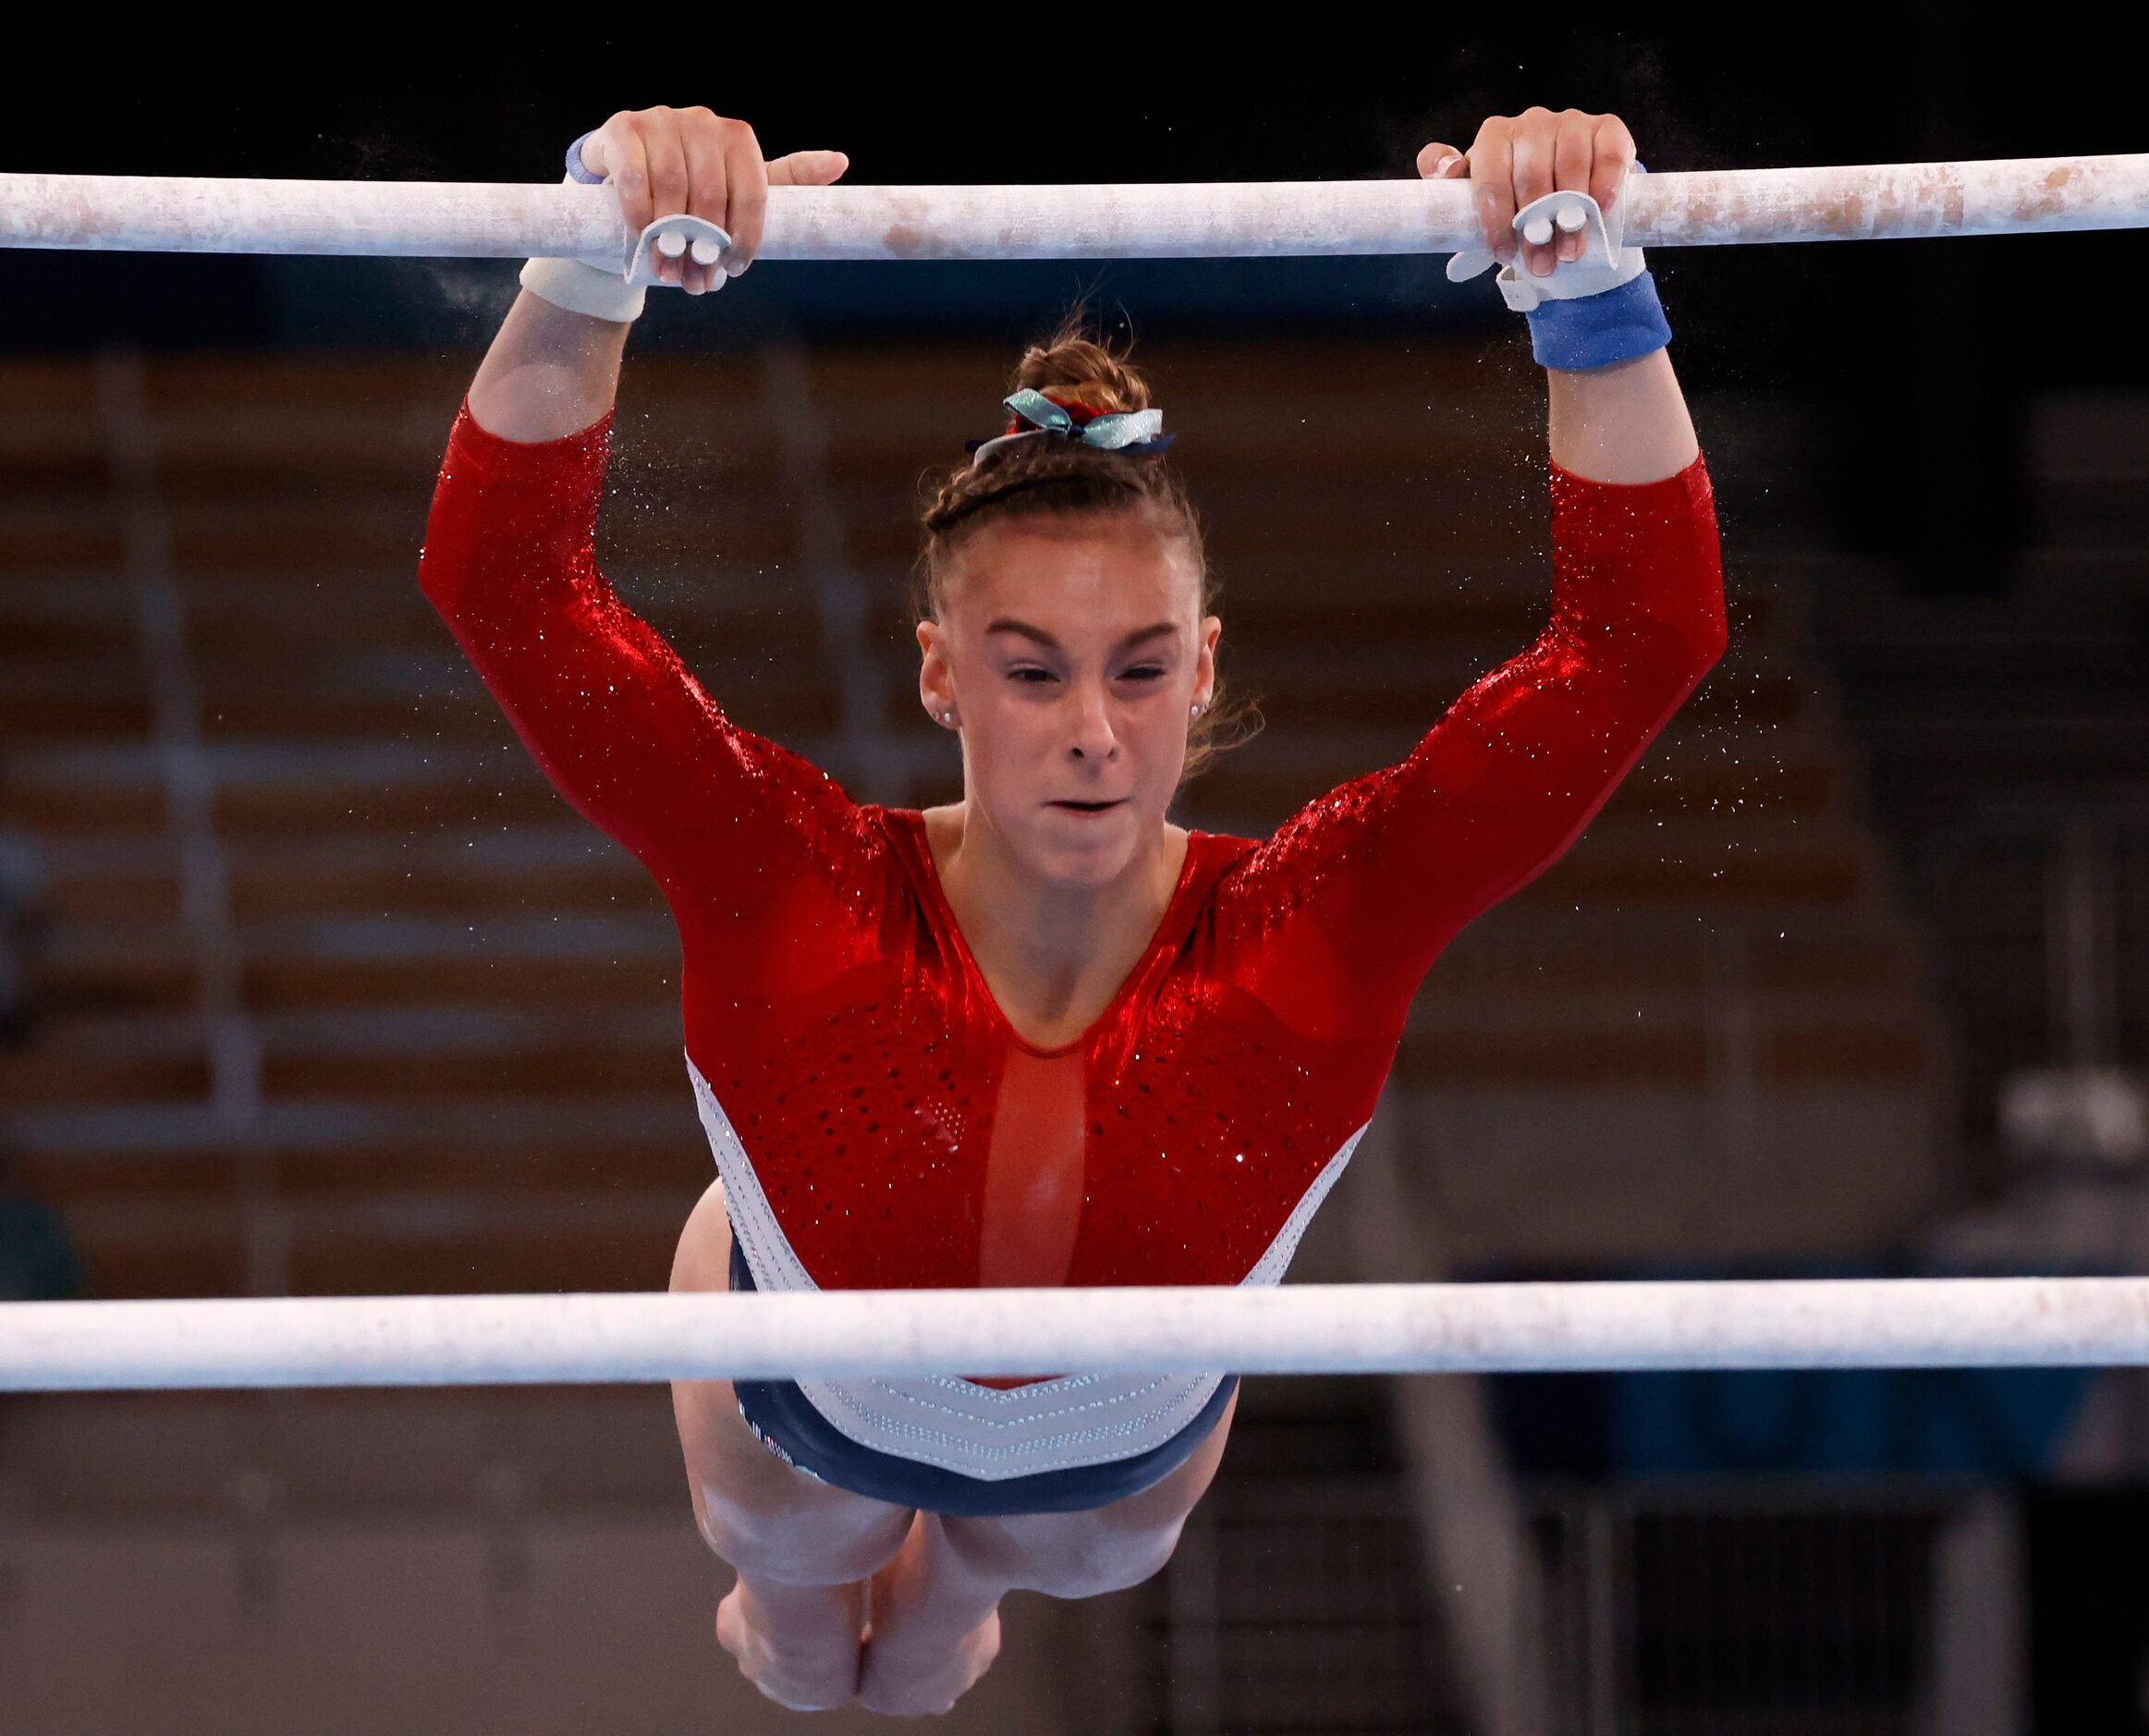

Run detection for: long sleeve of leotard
[[1219, 452, 1726, 1035], [416, 401, 870, 913]]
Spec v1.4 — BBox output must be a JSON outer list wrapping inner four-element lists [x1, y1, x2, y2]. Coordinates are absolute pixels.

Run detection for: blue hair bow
[[967, 389, 1174, 466]]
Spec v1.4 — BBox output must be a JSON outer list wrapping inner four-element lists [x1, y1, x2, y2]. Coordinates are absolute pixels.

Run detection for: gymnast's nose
[[1063, 679, 1120, 761]]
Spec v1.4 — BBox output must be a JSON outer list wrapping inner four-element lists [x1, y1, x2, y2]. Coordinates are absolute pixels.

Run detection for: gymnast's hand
[[1417, 108, 1638, 280], [576, 106, 849, 294]]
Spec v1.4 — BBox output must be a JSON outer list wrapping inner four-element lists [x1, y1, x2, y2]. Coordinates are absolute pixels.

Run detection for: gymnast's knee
[[952, 1507, 1187, 1601], [697, 1482, 916, 1587]]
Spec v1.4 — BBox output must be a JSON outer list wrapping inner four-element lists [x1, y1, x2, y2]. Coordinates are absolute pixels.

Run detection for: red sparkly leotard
[[419, 403, 1724, 1485]]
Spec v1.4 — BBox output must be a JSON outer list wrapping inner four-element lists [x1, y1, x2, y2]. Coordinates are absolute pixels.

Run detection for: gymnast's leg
[[668, 1179, 918, 1711], [855, 1384, 1240, 1717]]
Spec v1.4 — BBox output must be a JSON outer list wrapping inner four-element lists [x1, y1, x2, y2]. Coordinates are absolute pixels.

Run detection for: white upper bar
[[2, 154, 2143, 263], [4, 1278, 2148, 1391]]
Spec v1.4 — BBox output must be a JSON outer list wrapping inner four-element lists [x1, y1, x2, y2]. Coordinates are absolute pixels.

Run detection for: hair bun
[[914, 307, 1260, 791], [1010, 313, 1151, 417]]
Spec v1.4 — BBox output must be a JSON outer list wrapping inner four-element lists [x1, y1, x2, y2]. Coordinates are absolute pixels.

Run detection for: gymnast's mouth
[[1048, 799, 1127, 813]]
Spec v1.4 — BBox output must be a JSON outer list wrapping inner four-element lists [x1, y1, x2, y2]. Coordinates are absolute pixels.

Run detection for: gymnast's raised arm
[[418, 108, 859, 894], [1221, 108, 1721, 1026], [1422, 107, 1699, 485]]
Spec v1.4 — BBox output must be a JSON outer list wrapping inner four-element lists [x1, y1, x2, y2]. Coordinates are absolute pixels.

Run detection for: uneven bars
[[4, 1278, 2148, 1393], [1, 154, 2144, 263]]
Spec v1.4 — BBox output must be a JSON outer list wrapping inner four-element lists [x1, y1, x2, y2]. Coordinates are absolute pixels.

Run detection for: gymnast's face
[[918, 509, 1219, 886]]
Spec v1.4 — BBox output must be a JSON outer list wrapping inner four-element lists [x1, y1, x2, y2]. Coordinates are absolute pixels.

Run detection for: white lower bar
[[2, 1278, 2145, 1392], [2, 153, 2143, 263]]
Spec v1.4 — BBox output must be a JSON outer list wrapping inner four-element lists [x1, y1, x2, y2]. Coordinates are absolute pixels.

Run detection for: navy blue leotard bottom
[[727, 1237, 1239, 1517]]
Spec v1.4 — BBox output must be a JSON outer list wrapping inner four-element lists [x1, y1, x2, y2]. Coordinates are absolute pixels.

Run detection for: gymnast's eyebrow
[[985, 618, 1178, 652]]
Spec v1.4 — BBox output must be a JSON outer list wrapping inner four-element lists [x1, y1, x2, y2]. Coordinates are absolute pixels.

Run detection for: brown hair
[[911, 315, 1261, 789]]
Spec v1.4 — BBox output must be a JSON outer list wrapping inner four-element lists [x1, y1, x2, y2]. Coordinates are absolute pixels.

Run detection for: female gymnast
[[419, 102, 1722, 1715]]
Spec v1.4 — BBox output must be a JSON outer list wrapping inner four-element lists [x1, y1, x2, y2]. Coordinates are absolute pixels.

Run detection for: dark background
[[8, 20, 2138, 596], [4, 20, 2131, 611]]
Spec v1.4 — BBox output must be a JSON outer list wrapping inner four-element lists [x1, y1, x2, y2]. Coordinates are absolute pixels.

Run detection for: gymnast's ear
[[768, 151, 849, 186]]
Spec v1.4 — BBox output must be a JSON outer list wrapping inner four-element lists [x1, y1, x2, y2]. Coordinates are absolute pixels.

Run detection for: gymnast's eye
[[1120, 666, 1166, 682], [1007, 666, 1056, 683]]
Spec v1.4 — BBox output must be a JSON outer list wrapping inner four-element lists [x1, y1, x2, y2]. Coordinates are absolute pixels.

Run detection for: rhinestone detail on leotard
[[419, 401, 1725, 1481]]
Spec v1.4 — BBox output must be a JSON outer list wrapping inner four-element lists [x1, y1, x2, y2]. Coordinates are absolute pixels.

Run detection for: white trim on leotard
[[686, 1052, 1364, 1482]]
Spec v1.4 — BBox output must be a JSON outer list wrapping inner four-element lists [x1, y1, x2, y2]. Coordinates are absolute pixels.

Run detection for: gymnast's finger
[[1591, 114, 1637, 230], [1508, 108, 1558, 276], [1553, 110, 1597, 263], [768, 150, 850, 188], [1414, 141, 1464, 178], [678, 110, 731, 295], [595, 115, 653, 238], [642, 115, 693, 286], [1470, 117, 1518, 264], [717, 119, 768, 275]]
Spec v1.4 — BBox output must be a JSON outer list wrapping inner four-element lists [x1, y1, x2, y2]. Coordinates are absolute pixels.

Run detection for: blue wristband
[[1521, 268, 1672, 372], [565, 130, 604, 185]]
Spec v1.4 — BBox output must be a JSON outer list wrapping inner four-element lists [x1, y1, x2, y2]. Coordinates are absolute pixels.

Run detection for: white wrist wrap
[[519, 254, 650, 324]]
